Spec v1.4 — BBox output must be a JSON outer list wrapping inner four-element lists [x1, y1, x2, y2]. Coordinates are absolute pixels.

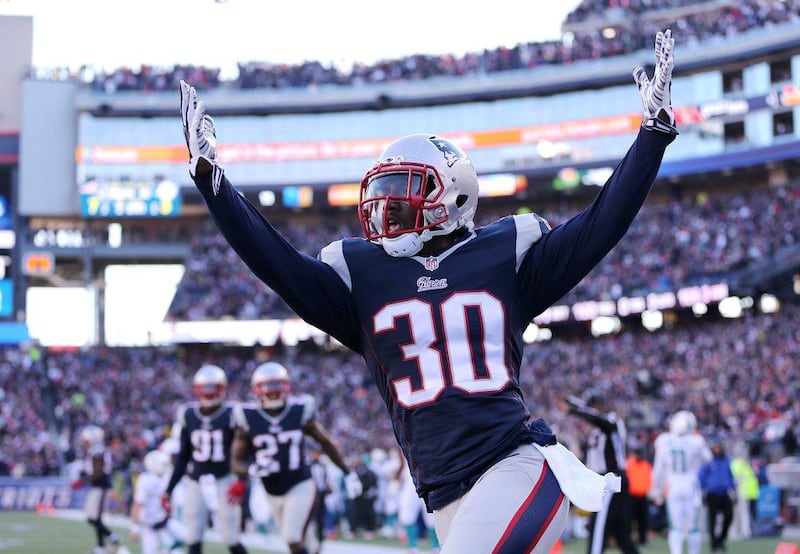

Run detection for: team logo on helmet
[[430, 138, 463, 167]]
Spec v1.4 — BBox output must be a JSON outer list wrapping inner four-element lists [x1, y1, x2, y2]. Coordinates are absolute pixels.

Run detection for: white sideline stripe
[[46, 509, 419, 553]]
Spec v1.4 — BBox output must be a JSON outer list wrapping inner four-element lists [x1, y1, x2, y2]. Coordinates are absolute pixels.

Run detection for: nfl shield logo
[[425, 257, 439, 271]]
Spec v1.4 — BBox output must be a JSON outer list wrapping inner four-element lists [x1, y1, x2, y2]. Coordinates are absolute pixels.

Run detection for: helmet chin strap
[[381, 229, 432, 257]]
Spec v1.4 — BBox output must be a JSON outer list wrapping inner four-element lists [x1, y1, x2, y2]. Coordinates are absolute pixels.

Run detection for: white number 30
[[373, 292, 511, 408]]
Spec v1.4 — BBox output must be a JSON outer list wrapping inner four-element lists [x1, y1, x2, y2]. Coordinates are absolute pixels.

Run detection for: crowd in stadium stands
[[33, 0, 800, 91], [165, 184, 800, 321], [565, 0, 799, 23]]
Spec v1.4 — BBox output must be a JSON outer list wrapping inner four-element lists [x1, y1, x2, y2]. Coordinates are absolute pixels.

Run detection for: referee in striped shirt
[[562, 393, 639, 554]]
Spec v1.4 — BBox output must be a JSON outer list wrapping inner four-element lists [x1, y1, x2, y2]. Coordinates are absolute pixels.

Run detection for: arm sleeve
[[567, 403, 618, 434], [698, 464, 709, 491], [726, 465, 737, 490], [231, 403, 249, 432], [195, 174, 362, 351], [517, 129, 675, 318], [301, 395, 317, 427], [133, 475, 149, 504], [165, 418, 191, 495], [651, 436, 668, 494]]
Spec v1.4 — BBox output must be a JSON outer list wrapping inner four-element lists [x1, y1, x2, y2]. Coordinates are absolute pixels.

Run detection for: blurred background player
[[231, 361, 361, 554], [562, 394, 639, 554], [650, 410, 712, 554], [345, 454, 380, 541], [157, 436, 185, 528], [130, 449, 183, 554], [396, 453, 440, 554], [307, 448, 330, 547], [162, 364, 247, 554], [71, 424, 120, 554]]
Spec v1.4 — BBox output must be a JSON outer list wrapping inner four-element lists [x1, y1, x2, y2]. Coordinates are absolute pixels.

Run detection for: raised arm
[[562, 396, 618, 434], [518, 30, 678, 317], [179, 81, 362, 351]]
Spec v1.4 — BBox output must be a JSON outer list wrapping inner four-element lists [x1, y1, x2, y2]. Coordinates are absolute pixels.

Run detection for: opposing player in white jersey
[[71, 425, 120, 554], [131, 450, 183, 554], [651, 410, 712, 554], [396, 453, 440, 554]]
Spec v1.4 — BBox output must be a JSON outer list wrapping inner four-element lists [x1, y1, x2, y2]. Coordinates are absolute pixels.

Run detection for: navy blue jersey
[[195, 128, 674, 509], [84, 444, 112, 489], [176, 401, 238, 480], [233, 395, 315, 495]]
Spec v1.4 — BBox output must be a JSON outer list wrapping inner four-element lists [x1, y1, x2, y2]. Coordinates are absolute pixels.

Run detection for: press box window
[[723, 120, 745, 145], [722, 70, 743, 94], [773, 111, 794, 137]]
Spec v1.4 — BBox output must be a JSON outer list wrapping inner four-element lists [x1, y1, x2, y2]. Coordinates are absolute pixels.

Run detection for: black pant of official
[[706, 493, 733, 551], [629, 494, 650, 545], [586, 474, 639, 554]]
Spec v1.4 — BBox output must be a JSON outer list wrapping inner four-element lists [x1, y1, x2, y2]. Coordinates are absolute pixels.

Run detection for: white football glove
[[632, 29, 678, 135], [344, 471, 363, 499], [179, 79, 224, 194]]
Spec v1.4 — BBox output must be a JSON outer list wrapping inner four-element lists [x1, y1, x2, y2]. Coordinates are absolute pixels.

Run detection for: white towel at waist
[[533, 442, 621, 512]]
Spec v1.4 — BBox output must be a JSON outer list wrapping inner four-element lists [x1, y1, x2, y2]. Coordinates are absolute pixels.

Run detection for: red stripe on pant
[[492, 462, 564, 554]]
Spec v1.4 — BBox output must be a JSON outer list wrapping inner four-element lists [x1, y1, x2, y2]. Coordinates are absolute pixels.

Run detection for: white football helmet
[[192, 364, 227, 408], [358, 133, 479, 257], [251, 362, 291, 410], [79, 425, 104, 447], [669, 410, 697, 435], [159, 437, 180, 457], [143, 450, 170, 476]]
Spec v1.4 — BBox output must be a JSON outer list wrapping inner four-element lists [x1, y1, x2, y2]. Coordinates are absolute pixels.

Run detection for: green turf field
[[0, 511, 275, 554], [0, 510, 796, 553]]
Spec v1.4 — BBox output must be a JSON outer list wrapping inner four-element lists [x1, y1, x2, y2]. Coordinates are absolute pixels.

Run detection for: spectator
[[730, 451, 760, 537], [625, 447, 653, 546], [699, 441, 736, 552]]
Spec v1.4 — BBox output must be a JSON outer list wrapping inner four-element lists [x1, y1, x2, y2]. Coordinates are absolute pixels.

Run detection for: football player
[[230, 362, 360, 554], [162, 364, 248, 554], [130, 449, 183, 554], [650, 410, 712, 554], [71, 424, 120, 554], [396, 453, 440, 554], [179, 29, 678, 553]]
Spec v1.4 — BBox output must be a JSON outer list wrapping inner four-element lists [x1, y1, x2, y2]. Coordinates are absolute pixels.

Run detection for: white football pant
[[433, 444, 569, 554]]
